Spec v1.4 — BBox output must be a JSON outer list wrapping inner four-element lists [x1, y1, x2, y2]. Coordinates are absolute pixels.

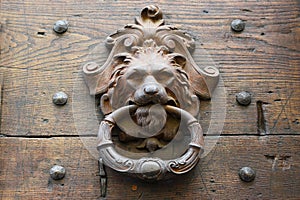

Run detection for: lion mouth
[[117, 94, 181, 153], [127, 96, 179, 108]]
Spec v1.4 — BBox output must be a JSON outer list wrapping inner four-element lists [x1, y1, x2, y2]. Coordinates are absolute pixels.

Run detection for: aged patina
[[83, 5, 219, 181]]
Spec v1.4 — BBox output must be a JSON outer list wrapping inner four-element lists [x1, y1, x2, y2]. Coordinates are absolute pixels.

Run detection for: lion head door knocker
[[83, 5, 219, 180]]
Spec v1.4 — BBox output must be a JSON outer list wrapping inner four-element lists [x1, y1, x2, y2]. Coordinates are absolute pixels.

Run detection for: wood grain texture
[[0, 136, 299, 199], [0, 73, 3, 133], [0, 137, 100, 200], [0, 0, 299, 136], [0, 0, 299, 199]]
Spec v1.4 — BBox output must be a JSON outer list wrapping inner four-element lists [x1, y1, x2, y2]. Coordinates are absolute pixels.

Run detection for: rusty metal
[[50, 165, 66, 180], [52, 91, 68, 105], [53, 20, 69, 34], [98, 158, 107, 197], [83, 5, 220, 181], [231, 19, 245, 32], [236, 91, 251, 106], [239, 167, 255, 182]]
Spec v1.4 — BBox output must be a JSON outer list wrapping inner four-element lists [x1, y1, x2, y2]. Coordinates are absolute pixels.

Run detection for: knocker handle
[[97, 105, 204, 180]]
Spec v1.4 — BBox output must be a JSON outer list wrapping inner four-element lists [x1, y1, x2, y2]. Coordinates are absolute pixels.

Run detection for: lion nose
[[144, 85, 159, 95]]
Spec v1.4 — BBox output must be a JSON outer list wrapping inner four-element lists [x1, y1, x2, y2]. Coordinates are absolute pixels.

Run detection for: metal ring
[[97, 105, 204, 180]]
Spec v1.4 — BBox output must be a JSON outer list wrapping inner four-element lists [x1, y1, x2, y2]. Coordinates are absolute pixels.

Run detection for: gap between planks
[[0, 134, 299, 139], [0, 73, 3, 134]]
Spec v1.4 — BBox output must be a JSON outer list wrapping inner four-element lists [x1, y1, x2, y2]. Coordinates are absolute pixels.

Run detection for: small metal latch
[[98, 158, 107, 197]]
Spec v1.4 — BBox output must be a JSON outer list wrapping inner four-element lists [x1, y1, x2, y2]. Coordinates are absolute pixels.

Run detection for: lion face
[[101, 47, 200, 118], [126, 61, 175, 106], [98, 43, 201, 152]]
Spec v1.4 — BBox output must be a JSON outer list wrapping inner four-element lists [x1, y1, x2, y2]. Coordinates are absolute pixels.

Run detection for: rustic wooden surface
[[0, 136, 299, 199], [0, 0, 299, 136], [0, 73, 3, 132], [0, 0, 299, 199]]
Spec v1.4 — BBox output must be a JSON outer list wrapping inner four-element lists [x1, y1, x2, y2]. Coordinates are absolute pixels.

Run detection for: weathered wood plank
[[0, 0, 299, 136], [106, 136, 300, 200], [0, 136, 299, 199], [0, 1, 299, 199], [0, 137, 100, 200], [0, 68, 77, 136], [0, 73, 3, 133], [1, 0, 298, 69]]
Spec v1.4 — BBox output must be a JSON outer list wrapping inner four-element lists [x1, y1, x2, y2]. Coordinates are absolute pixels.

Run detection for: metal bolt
[[50, 165, 66, 180], [84, 62, 99, 72], [236, 91, 251, 106], [239, 167, 255, 182], [52, 91, 68, 105], [231, 19, 245, 32], [53, 20, 69, 34]]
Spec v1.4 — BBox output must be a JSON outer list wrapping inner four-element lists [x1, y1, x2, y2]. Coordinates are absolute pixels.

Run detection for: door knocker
[[83, 5, 219, 180]]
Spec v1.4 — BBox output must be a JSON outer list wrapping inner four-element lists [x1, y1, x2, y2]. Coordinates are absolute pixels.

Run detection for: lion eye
[[155, 70, 173, 83], [126, 71, 139, 79], [126, 71, 145, 87]]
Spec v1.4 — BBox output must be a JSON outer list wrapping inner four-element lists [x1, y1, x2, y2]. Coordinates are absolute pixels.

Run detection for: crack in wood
[[0, 134, 96, 138], [257, 101, 269, 135], [1, 134, 299, 139], [0, 73, 3, 134]]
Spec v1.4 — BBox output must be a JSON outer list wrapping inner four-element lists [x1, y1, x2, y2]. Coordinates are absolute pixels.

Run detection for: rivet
[[53, 20, 69, 34], [50, 165, 66, 180], [84, 62, 99, 72], [236, 91, 251, 106], [239, 167, 255, 182], [52, 92, 68, 105], [231, 19, 245, 32]]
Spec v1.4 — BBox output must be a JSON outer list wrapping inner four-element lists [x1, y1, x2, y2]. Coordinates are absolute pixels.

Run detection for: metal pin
[[99, 158, 107, 197]]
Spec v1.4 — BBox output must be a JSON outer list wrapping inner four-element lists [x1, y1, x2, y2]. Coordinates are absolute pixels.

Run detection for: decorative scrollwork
[[83, 5, 219, 180]]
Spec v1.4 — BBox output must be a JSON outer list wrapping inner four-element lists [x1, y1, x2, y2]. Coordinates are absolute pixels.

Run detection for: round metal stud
[[53, 20, 69, 34], [231, 19, 245, 32], [236, 91, 251, 106], [239, 167, 255, 182], [50, 165, 66, 180], [84, 62, 99, 72], [52, 91, 68, 105]]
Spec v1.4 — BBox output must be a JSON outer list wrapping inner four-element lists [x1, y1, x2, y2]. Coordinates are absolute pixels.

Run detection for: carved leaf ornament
[[83, 5, 219, 180]]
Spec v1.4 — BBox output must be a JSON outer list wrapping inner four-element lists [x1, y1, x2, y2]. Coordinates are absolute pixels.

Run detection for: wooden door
[[0, 0, 299, 199]]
